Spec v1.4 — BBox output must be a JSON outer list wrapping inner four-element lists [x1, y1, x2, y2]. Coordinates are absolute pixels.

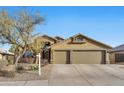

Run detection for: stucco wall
[[0, 54, 2, 60], [51, 39, 109, 50], [106, 52, 110, 64], [109, 52, 116, 64]]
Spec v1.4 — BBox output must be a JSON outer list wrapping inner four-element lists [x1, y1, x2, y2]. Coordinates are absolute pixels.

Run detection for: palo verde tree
[[0, 10, 44, 67]]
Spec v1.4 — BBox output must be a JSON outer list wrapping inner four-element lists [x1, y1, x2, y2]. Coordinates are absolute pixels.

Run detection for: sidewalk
[[0, 80, 48, 86]]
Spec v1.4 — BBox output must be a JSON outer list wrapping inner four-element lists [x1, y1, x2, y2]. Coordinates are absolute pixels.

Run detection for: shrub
[[16, 65, 25, 73], [31, 65, 38, 71]]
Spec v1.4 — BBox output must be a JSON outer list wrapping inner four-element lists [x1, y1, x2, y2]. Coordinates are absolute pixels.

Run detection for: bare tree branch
[[0, 10, 45, 67]]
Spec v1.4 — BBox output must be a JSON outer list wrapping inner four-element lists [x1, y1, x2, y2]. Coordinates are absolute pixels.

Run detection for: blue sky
[[0, 6, 124, 50]]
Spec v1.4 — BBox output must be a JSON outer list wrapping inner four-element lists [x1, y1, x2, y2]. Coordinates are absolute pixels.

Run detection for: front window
[[74, 36, 86, 43], [75, 37, 84, 42]]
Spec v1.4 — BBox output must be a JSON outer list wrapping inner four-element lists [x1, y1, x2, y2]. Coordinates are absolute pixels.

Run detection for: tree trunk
[[14, 47, 26, 68], [14, 54, 21, 67], [33, 55, 36, 64]]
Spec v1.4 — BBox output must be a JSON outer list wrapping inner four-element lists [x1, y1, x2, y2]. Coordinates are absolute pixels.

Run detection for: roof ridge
[[49, 33, 112, 49]]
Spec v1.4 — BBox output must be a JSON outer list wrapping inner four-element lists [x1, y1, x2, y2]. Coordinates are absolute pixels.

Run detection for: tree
[[0, 10, 44, 67], [9, 44, 17, 53]]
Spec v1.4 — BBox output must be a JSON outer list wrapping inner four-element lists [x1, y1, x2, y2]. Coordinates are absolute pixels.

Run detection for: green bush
[[31, 65, 38, 71], [17, 66, 23, 70], [8, 59, 13, 65], [16, 65, 25, 73]]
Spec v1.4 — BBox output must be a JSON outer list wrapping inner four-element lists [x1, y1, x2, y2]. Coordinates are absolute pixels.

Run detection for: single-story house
[[0, 49, 14, 62], [49, 33, 112, 64], [110, 44, 124, 64], [28, 33, 112, 64]]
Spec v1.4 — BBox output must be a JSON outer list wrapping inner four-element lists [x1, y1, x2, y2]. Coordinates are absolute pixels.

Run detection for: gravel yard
[[0, 64, 52, 81]]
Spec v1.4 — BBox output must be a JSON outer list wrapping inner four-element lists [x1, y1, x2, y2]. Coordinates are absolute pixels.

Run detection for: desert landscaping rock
[[0, 64, 52, 81]]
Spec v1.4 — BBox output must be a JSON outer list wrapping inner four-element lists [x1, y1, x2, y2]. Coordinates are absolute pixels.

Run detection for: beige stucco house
[[49, 34, 112, 64], [28, 33, 112, 64]]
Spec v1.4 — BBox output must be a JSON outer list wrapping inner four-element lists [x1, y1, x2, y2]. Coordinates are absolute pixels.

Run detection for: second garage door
[[71, 50, 104, 64]]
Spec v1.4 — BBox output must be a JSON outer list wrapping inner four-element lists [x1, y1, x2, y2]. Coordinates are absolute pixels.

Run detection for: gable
[[51, 34, 112, 50], [36, 35, 56, 44], [30, 35, 56, 51]]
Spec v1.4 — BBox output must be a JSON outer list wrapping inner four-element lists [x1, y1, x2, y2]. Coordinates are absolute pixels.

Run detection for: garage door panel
[[71, 51, 103, 64], [53, 51, 67, 64]]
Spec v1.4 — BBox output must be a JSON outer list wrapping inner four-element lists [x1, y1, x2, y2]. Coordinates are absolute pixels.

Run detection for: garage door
[[53, 50, 70, 64], [71, 50, 104, 64]]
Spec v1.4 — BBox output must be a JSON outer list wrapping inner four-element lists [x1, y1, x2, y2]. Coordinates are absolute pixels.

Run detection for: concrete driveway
[[1, 64, 124, 86]]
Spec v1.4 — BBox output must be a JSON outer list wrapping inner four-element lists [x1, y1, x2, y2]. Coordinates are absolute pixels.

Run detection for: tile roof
[[112, 44, 124, 51], [54, 36, 64, 41]]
